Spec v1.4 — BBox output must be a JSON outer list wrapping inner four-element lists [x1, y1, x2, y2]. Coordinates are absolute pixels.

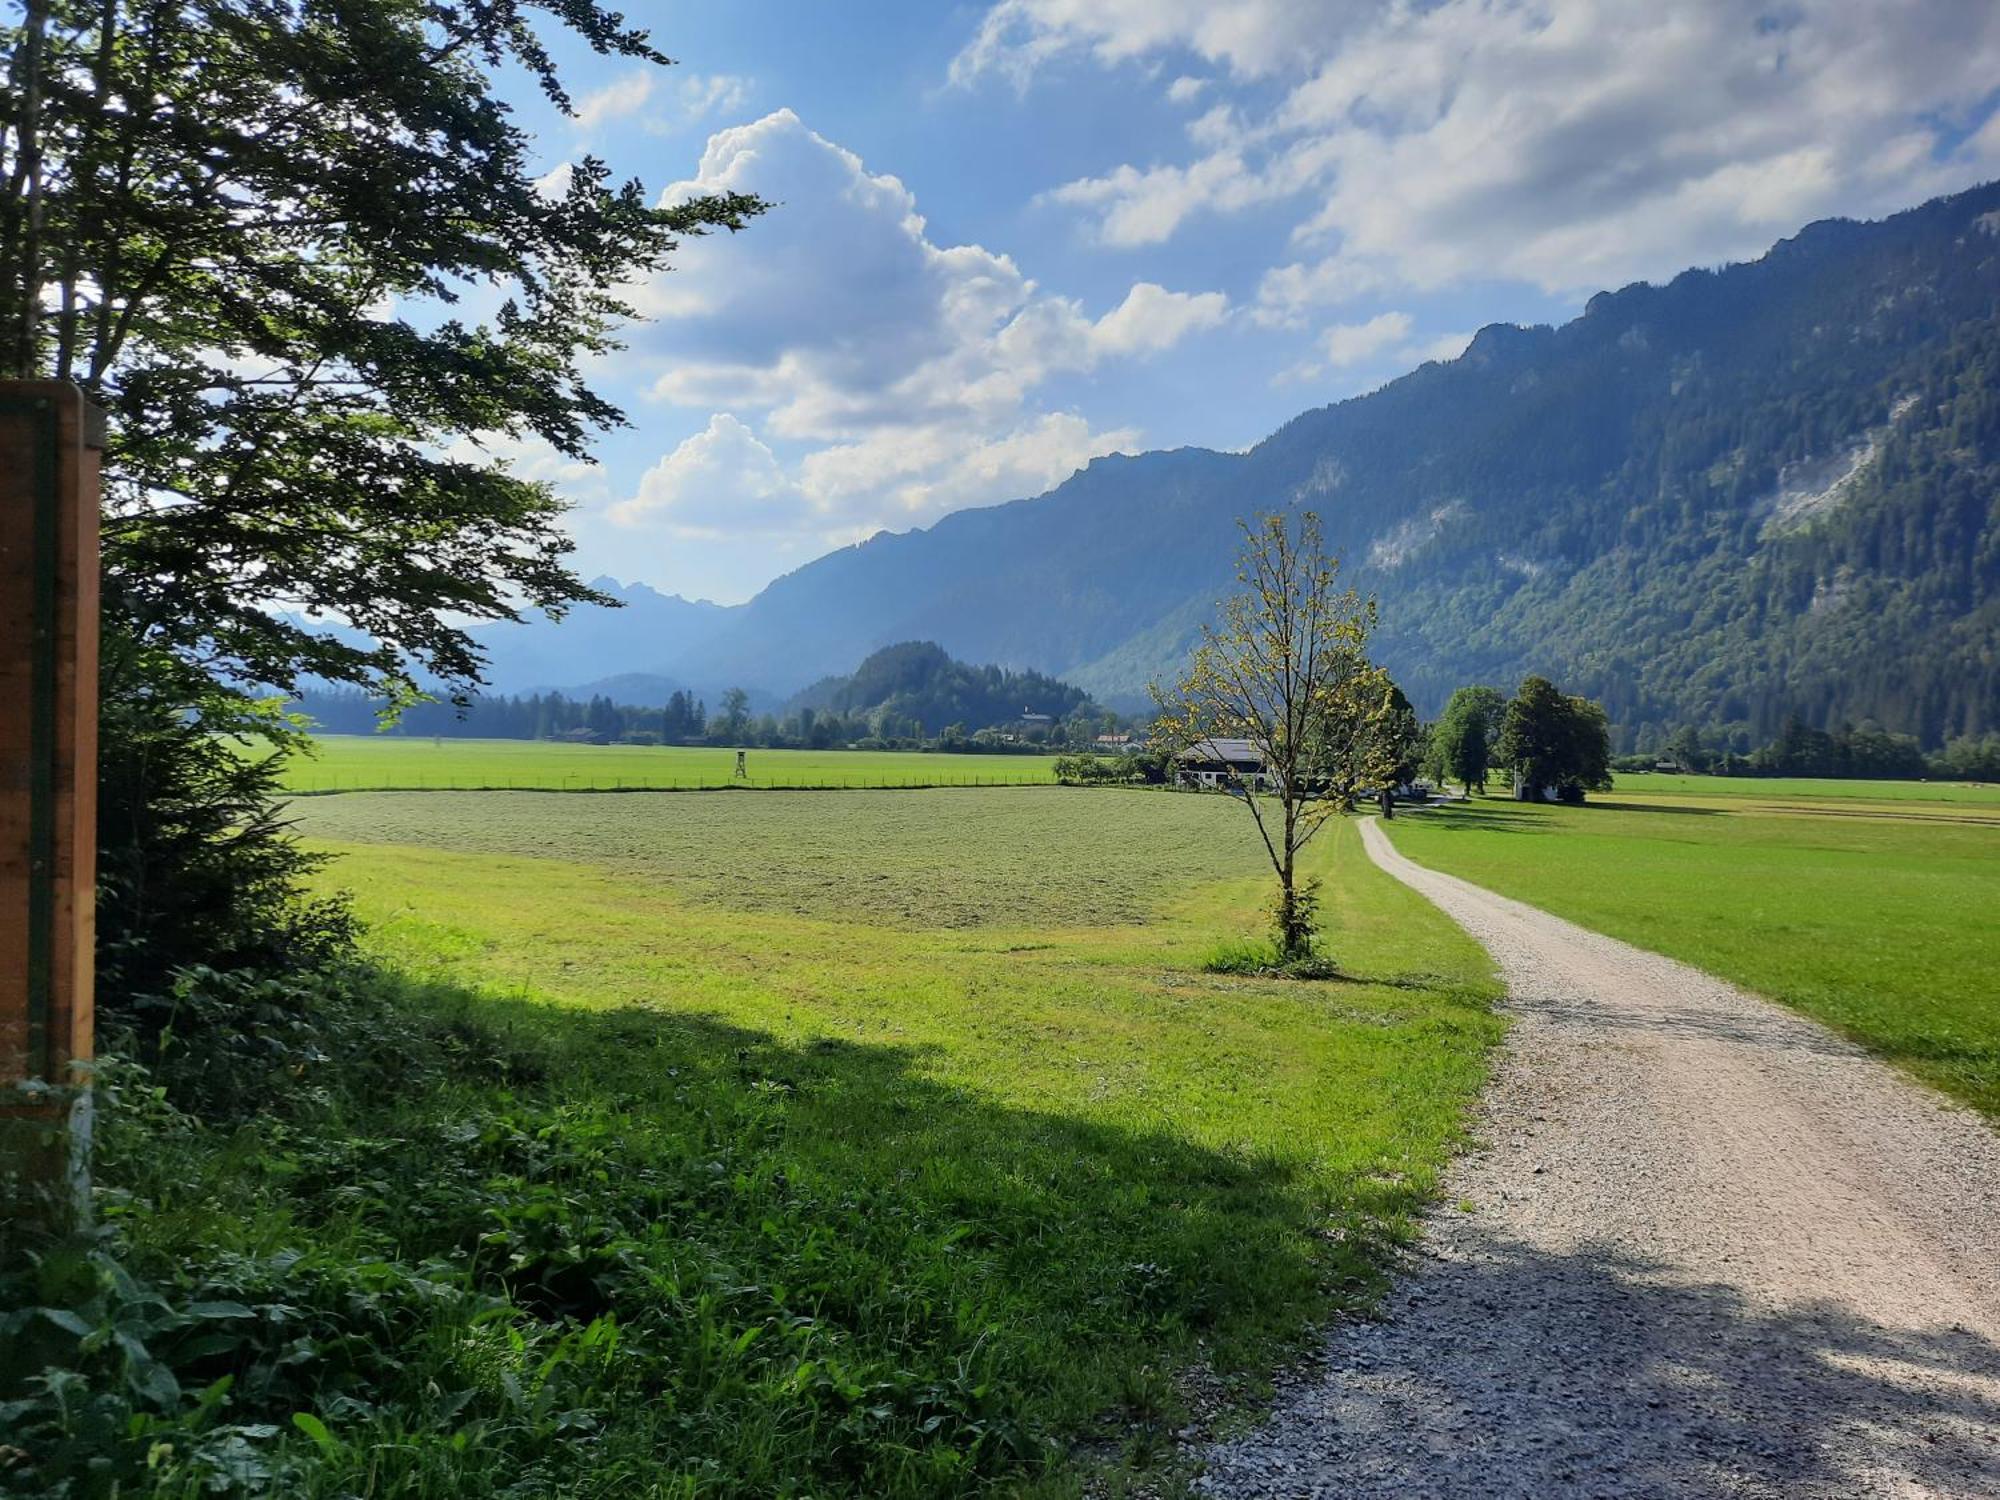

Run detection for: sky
[[485, 0, 2000, 606]]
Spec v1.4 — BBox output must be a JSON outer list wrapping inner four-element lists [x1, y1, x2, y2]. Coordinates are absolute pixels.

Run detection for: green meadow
[[1610, 769, 2000, 805], [1382, 793, 2000, 1118], [88, 788, 1500, 1497], [278, 735, 1063, 792]]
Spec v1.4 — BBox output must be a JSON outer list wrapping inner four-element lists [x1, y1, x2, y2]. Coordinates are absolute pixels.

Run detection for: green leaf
[[186, 1300, 256, 1320], [291, 1411, 340, 1455], [36, 1307, 93, 1337]]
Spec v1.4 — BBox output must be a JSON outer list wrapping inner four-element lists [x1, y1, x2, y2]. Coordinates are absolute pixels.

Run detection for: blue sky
[[483, 1, 2000, 605]]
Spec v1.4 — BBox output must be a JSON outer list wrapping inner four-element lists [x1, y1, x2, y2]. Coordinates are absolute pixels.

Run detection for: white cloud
[[1275, 311, 1469, 385], [1088, 281, 1230, 355], [1411, 329, 1474, 364], [573, 69, 750, 138], [951, 0, 1359, 86], [1320, 310, 1411, 366], [669, 73, 751, 124], [611, 414, 811, 536], [574, 72, 653, 132], [1167, 75, 1209, 104], [1251, 255, 1387, 326], [612, 110, 1224, 547], [1009, 0, 2000, 294], [1045, 151, 1289, 247]]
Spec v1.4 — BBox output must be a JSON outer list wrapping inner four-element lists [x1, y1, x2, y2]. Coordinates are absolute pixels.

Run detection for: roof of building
[[1175, 737, 1264, 763]]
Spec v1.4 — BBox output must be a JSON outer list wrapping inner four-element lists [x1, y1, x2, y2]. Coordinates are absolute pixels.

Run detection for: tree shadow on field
[[1414, 800, 1723, 835], [1585, 799, 1727, 817], [1202, 1232, 2000, 1497], [173, 968, 1420, 1494]]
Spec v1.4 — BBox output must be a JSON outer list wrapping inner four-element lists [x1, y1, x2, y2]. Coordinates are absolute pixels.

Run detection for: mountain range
[[483, 181, 2000, 750]]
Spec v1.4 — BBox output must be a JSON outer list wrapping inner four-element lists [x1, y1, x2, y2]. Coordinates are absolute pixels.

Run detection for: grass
[[298, 786, 1267, 930], [19, 789, 1503, 1497], [1382, 794, 2000, 1118], [277, 736, 1063, 793], [1610, 770, 2000, 805]]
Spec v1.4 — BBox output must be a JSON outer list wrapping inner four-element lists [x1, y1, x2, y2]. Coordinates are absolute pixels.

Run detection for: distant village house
[[1174, 737, 1272, 791]]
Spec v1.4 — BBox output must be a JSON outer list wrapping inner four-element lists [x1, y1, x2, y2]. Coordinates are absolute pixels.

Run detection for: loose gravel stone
[[1195, 817, 2000, 1499]]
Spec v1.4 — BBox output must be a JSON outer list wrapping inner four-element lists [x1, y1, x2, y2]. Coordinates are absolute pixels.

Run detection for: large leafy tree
[[1, 0, 763, 991], [1430, 684, 1506, 794], [1153, 512, 1403, 960], [2, 0, 761, 713], [1498, 676, 1613, 803]]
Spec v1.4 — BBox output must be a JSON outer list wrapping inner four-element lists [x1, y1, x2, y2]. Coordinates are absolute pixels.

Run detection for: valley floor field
[[279, 735, 1063, 792], [1380, 791, 2000, 1116], [1609, 771, 2000, 805], [93, 786, 1505, 1495], [1198, 820, 2000, 1499]]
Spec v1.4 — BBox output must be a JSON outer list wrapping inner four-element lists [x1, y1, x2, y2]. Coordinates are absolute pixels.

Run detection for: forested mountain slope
[[618, 183, 2000, 748]]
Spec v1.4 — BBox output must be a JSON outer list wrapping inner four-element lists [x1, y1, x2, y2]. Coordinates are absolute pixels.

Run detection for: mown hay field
[[278, 734, 1064, 792]]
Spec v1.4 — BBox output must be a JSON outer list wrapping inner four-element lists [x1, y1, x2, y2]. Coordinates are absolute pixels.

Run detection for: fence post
[[1, 383, 104, 1230]]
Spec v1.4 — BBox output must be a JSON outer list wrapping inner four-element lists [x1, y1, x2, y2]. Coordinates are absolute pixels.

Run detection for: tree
[[1381, 683, 1425, 785], [1432, 685, 1506, 794], [1153, 512, 1403, 960], [717, 687, 752, 743], [1498, 676, 1613, 803], [1, 2, 763, 986], [1666, 724, 1708, 773]]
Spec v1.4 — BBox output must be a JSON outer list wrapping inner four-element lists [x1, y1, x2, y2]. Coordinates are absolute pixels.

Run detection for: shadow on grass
[[1203, 1232, 2000, 1497], [1417, 799, 1727, 832], [55, 965, 1436, 1499]]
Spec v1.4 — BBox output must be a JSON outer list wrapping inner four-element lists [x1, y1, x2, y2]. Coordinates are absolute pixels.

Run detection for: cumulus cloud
[[613, 110, 1224, 544], [1008, 0, 2000, 295], [573, 72, 653, 132], [1319, 310, 1411, 366], [611, 414, 812, 536]]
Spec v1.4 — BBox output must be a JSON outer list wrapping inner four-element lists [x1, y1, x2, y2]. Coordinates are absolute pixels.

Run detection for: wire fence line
[[285, 773, 1063, 796]]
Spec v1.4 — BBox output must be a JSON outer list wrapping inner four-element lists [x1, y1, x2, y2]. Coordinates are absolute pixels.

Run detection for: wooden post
[[1, 381, 103, 1226]]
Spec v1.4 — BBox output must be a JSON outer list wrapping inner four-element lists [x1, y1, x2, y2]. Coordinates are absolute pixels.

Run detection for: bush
[[96, 694, 356, 1023], [1053, 753, 1133, 786]]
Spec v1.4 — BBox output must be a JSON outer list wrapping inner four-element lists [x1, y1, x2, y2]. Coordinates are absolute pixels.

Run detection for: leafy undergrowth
[[3, 812, 1503, 1497]]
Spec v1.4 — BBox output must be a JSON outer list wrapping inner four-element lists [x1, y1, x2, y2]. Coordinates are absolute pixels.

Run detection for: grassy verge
[[6, 793, 1501, 1497], [1382, 796, 2000, 1118]]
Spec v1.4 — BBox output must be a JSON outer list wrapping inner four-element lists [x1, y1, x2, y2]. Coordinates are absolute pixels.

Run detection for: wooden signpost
[[1, 381, 103, 1223]]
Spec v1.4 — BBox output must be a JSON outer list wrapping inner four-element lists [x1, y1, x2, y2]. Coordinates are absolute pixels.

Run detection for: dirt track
[[1195, 816, 2000, 1498]]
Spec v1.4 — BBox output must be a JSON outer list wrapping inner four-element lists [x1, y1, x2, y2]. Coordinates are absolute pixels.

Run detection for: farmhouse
[[1174, 737, 1271, 790]]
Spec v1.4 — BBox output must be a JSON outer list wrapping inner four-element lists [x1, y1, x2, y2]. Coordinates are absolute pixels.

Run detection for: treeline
[[294, 640, 1134, 751], [1617, 717, 2000, 781], [295, 686, 712, 742]]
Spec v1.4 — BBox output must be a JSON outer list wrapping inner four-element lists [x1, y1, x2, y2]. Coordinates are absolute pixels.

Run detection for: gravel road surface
[[1195, 816, 2000, 1498]]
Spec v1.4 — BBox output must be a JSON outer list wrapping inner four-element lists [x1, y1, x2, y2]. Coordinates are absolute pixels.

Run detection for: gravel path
[[1195, 816, 2000, 1499]]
